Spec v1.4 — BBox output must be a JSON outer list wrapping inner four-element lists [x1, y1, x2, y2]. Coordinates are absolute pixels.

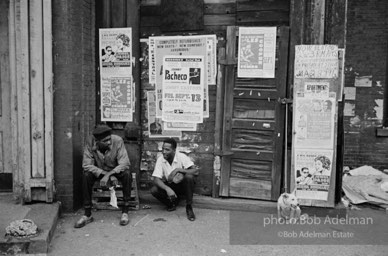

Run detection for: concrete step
[[138, 190, 347, 217], [0, 194, 61, 255]]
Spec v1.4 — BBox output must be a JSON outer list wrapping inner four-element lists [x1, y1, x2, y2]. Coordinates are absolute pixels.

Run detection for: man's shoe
[[74, 215, 94, 228], [120, 213, 129, 226], [186, 205, 195, 221]]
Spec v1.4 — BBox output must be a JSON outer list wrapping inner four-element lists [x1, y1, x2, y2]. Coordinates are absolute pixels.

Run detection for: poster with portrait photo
[[99, 28, 132, 73], [294, 149, 333, 201]]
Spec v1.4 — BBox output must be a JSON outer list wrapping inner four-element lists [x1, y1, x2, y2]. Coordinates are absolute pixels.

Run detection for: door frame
[[218, 26, 290, 201]]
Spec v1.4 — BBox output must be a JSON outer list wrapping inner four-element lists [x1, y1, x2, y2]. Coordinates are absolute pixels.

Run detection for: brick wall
[[53, 0, 96, 211], [343, 0, 388, 170]]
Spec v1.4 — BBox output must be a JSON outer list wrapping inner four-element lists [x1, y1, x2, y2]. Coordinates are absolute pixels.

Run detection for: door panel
[[0, 0, 13, 192], [220, 26, 289, 201]]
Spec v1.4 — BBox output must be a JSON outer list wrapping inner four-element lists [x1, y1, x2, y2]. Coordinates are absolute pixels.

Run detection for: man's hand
[[165, 186, 176, 198], [100, 173, 110, 188], [167, 168, 184, 182], [110, 176, 118, 187]]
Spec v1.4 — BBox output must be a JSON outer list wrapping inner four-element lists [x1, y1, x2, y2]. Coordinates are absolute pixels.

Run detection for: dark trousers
[[150, 174, 195, 206], [82, 170, 132, 213]]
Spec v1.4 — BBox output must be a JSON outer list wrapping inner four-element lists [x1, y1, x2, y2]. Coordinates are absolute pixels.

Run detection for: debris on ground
[[342, 165, 388, 209], [5, 219, 38, 238]]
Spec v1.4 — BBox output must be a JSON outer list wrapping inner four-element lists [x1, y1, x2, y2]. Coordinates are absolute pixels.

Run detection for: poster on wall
[[237, 26, 277, 78], [294, 149, 333, 201], [162, 55, 204, 123], [101, 77, 133, 122], [99, 28, 133, 122], [148, 35, 212, 118], [294, 96, 335, 149], [147, 91, 181, 138], [294, 44, 338, 79]]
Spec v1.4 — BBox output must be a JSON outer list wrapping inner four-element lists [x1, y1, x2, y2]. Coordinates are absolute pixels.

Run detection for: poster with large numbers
[[162, 56, 204, 123], [99, 28, 133, 122], [149, 35, 214, 118], [147, 91, 182, 138], [237, 27, 277, 78]]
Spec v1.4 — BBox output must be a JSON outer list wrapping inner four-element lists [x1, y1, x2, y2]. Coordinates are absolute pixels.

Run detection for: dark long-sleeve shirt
[[82, 134, 130, 177]]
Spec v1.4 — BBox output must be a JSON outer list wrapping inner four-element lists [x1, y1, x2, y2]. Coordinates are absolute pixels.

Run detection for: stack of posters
[[293, 45, 339, 201], [147, 34, 217, 137], [99, 28, 133, 122]]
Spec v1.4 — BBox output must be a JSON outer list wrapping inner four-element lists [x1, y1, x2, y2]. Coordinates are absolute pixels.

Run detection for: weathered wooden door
[[220, 26, 289, 201]]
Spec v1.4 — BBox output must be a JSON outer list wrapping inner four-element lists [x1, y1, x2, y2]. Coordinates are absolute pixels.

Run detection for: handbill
[[99, 28, 133, 122], [148, 35, 212, 118], [101, 77, 133, 122], [237, 27, 277, 78], [99, 28, 132, 75], [294, 96, 335, 149], [147, 91, 181, 138], [294, 45, 338, 79], [294, 149, 333, 201], [162, 56, 204, 123]]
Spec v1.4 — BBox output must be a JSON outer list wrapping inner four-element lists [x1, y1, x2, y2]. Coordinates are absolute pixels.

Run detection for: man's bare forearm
[[153, 177, 169, 191]]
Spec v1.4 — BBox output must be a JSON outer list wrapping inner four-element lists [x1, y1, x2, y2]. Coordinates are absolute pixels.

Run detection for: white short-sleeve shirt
[[152, 152, 194, 181]]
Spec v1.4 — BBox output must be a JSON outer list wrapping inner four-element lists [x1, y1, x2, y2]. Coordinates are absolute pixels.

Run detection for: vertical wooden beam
[[288, 0, 306, 95], [9, 0, 21, 199], [126, 0, 141, 180], [29, 0, 45, 179], [112, 0, 126, 27], [16, 0, 32, 201], [213, 47, 225, 197], [43, 0, 54, 202], [220, 26, 237, 197], [311, 0, 325, 44], [102, 0, 111, 28]]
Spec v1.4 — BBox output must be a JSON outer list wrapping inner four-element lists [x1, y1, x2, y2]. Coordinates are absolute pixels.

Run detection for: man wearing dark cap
[[150, 138, 199, 221], [74, 124, 132, 228]]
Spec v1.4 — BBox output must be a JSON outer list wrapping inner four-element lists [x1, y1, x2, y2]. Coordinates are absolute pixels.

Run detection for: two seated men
[[75, 125, 199, 228]]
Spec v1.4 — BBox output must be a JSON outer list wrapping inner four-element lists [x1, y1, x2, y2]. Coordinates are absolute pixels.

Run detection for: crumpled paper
[[6, 219, 38, 237], [109, 186, 118, 208]]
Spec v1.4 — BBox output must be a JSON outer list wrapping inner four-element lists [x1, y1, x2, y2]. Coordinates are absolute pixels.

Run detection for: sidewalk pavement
[[48, 202, 388, 256], [1, 191, 387, 255]]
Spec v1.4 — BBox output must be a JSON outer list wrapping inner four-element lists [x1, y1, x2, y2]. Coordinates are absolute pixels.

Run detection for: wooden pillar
[[11, 0, 54, 202]]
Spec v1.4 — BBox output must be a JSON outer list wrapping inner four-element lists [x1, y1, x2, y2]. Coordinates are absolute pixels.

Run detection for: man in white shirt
[[151, 138, 199, 221]]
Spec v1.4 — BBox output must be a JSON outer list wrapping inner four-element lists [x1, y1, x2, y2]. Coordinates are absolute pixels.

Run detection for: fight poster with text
[[147, 91, 181, 138], [237, 27, 276, 78], [149, 35, 213, 118], [100, 77, 133, 122], [294, 45, 338, 79], [162, 56, 204, 123], [294, 96, 335, 149], [294, 149, 333, 201], [99, 28, 133, 121]]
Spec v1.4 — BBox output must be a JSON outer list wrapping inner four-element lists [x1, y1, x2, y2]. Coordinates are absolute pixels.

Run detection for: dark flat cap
[[93, 125, 112, 139]]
